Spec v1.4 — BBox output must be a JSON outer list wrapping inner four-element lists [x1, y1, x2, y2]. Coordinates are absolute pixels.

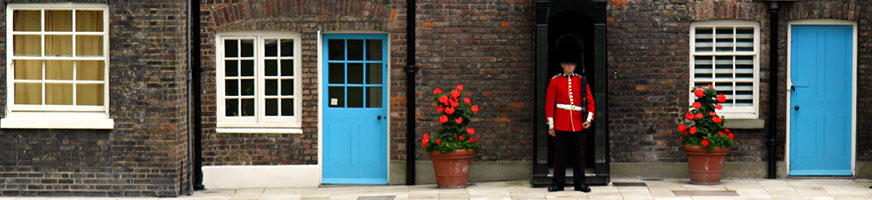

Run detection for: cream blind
[[693, 26, 756, 108]]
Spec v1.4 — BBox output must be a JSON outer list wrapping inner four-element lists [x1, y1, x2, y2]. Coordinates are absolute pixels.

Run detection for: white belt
[[556, 103, 583, 111]]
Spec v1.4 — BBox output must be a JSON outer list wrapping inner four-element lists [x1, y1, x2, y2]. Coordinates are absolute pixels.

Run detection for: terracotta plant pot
[[430, 149, 474, 188], [683, 145, 729, 185]]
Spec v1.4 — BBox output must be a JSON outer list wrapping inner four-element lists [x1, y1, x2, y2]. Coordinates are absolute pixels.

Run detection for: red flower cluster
[[424, 84, 482, 153], [677, 85, 735, 150]]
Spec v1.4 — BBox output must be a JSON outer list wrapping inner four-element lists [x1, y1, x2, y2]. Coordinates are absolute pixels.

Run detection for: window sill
[[216, 127, 303, 134], [723, 118, 765, 129], [1, 112, 114, 129]]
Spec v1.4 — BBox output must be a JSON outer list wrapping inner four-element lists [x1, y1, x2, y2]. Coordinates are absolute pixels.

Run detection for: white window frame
[[216, 32, 303, 133], [2, 3, 112, 129], [689, 20, 760, 119]]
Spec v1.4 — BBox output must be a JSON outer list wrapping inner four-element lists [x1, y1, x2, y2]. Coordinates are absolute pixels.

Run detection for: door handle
[[377, 115, 383, 120], [794, 105, 799, 110], [791, 85, 795, 91]]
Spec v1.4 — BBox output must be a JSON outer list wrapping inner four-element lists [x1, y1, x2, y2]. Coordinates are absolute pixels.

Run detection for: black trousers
[[552, 130, 586, 188]]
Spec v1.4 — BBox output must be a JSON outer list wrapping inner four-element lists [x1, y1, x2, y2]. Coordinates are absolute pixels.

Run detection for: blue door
[[322, 34, 388, 184], [789, 25, 852, 176]]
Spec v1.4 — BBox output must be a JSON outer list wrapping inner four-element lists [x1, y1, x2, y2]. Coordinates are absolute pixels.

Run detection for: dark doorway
[[533, 0, 609, 187]]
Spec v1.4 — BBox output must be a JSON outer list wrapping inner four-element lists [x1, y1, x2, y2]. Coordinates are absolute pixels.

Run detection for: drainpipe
[[766, 1, 779, 179], [404, 0, 418, 185], [189, 0, 205, 190]]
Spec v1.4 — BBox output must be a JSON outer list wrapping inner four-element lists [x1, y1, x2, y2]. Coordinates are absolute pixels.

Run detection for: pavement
[[2, 178, 872, 199]]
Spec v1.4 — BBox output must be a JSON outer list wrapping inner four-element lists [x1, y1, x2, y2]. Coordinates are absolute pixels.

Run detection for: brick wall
[[0, 0, 190, 197], [606, 0, 872, 162]]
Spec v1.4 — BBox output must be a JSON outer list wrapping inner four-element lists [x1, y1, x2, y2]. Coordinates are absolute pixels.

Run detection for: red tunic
[[545, 73, 595, 132]]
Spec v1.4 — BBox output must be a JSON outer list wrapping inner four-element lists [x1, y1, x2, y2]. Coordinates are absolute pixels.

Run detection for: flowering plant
[[422, 84, 481, 153], [677, 85, 735, 150]]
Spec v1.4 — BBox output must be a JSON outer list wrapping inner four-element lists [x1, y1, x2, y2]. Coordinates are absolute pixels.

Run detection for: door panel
[[322, 34, 388, 184], [789, 25, 852, 176]]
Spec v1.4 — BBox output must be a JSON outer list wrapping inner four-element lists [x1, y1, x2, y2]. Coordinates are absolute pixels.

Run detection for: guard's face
[[560, 62, 576, 74]]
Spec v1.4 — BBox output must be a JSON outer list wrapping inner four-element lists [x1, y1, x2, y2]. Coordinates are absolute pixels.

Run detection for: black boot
[[574, 185, 591, 193], [548, 185, 564, 192]]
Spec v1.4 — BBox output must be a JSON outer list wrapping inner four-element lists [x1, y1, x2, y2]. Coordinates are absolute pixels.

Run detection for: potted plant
[[422, 84, 481, 188], [676, 85, 735, 184]]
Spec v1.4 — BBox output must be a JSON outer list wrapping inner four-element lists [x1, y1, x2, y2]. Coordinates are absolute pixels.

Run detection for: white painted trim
[[689, 20, 760, 119], [215, 127, 302, 134], [202, 165, 320, 189], [0, 112, 113, 129], [215, 32, 303, 129], [785, 19, 857, 176], [318, 32, 391, 184]]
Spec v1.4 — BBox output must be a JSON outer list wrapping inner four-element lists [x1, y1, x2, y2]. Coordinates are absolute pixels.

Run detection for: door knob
[[377, 115, 383, 120], [794, 105, 799, 110], [791, 85, 795, 91]]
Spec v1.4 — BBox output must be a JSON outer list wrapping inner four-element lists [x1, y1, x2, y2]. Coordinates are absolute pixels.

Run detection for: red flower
[[467, 128, 475, 135], [680, 136, 683, 140], [456, 84, 464, 91], [455, 117, 463, 124], [678, 124, 687, 132], [445, 107, 456, 115], [695, 113, 704, 119], [468, 138, 474, 143], [692, 102, 701, 109], [450, 90, 461, 98], [718, 131, 725, 136], [709, 111, 717, 116], [694, 89, 704, 98], [439, 95, 449, 104], [459, 136, 464, 140], [433, 88, 442, 95], [422, 138, 428, 144], [436, 107, 444, 113], [685, 112, 694, 121], [689, 126, 697, 134], [707, 84, 713, 88], [439, 115, 449, 123], [715, 104, 723, 110], [728, 133, 734, 139], [474, 137, 479, 141], [436, 139, 441, 144], [423, 133, 429, 139], [712, 116, 722, 123], [450, 100, 459, 108], [717, 94, 726, 103], [464, 97, 471, 104], [471, 105, 479, 114], [725, 128, 731, 133], [701, 139, 709, 147]]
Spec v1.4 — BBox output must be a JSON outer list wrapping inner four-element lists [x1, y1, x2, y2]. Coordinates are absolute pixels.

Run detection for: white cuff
[[547, 117, 554, 129], [587, 112, 594, 122]]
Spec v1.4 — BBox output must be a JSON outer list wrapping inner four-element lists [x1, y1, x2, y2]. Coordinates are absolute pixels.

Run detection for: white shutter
[[690, 21, 759, 118]]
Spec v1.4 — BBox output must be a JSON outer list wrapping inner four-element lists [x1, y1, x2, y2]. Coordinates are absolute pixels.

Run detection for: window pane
[[240, 39, 254, 57], [77, 61, 105, 81], [328, 86, 344, 107], [281, 99, 293, 116], [225, 39, 238, 57], [366, 87, 382, 108], [281, 60, 294, 76], [348, 63, 363, 84], [265, 79, 278, 96], [348, 87, 363, 108], [225, 60, 238, 77], [225, 99, 238, 116], [76, 84, 103, 106], [329, 63, 344, 84], [14, 83, 42, 105], [328, 40, 344, 60], [225, 80, 238, 96], [366, 40, 382, 61], [46, 35, 73, 56], [281, 79, 293, 96], [265, 99, 278, 116], [265, 39, 278, 57], [46, 60, 73, 80], [14, 60, 42, 80], [241, 79, 254, 96], [281, 40, 294, 57], [14, 35, 42, 56], [13, 10, 40, 31], [366, 63, 382, 84], [241, 98, 255, 116], [265, 60, 277, 76], [76, 10, 103, 32], [76, 36, 103, 56], [347, 40, 363, 60], [45, 83, 73, 105], [241, 60, 254, 77], [45, 10, 72, 32]]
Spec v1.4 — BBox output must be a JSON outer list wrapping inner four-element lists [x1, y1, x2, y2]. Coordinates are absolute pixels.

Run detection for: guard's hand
[[583, 122, 592, 129], [548, 129, 555, 137]]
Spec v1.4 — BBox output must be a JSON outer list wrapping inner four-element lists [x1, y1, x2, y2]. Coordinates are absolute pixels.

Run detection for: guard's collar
[[562, 73, 577, 77]]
